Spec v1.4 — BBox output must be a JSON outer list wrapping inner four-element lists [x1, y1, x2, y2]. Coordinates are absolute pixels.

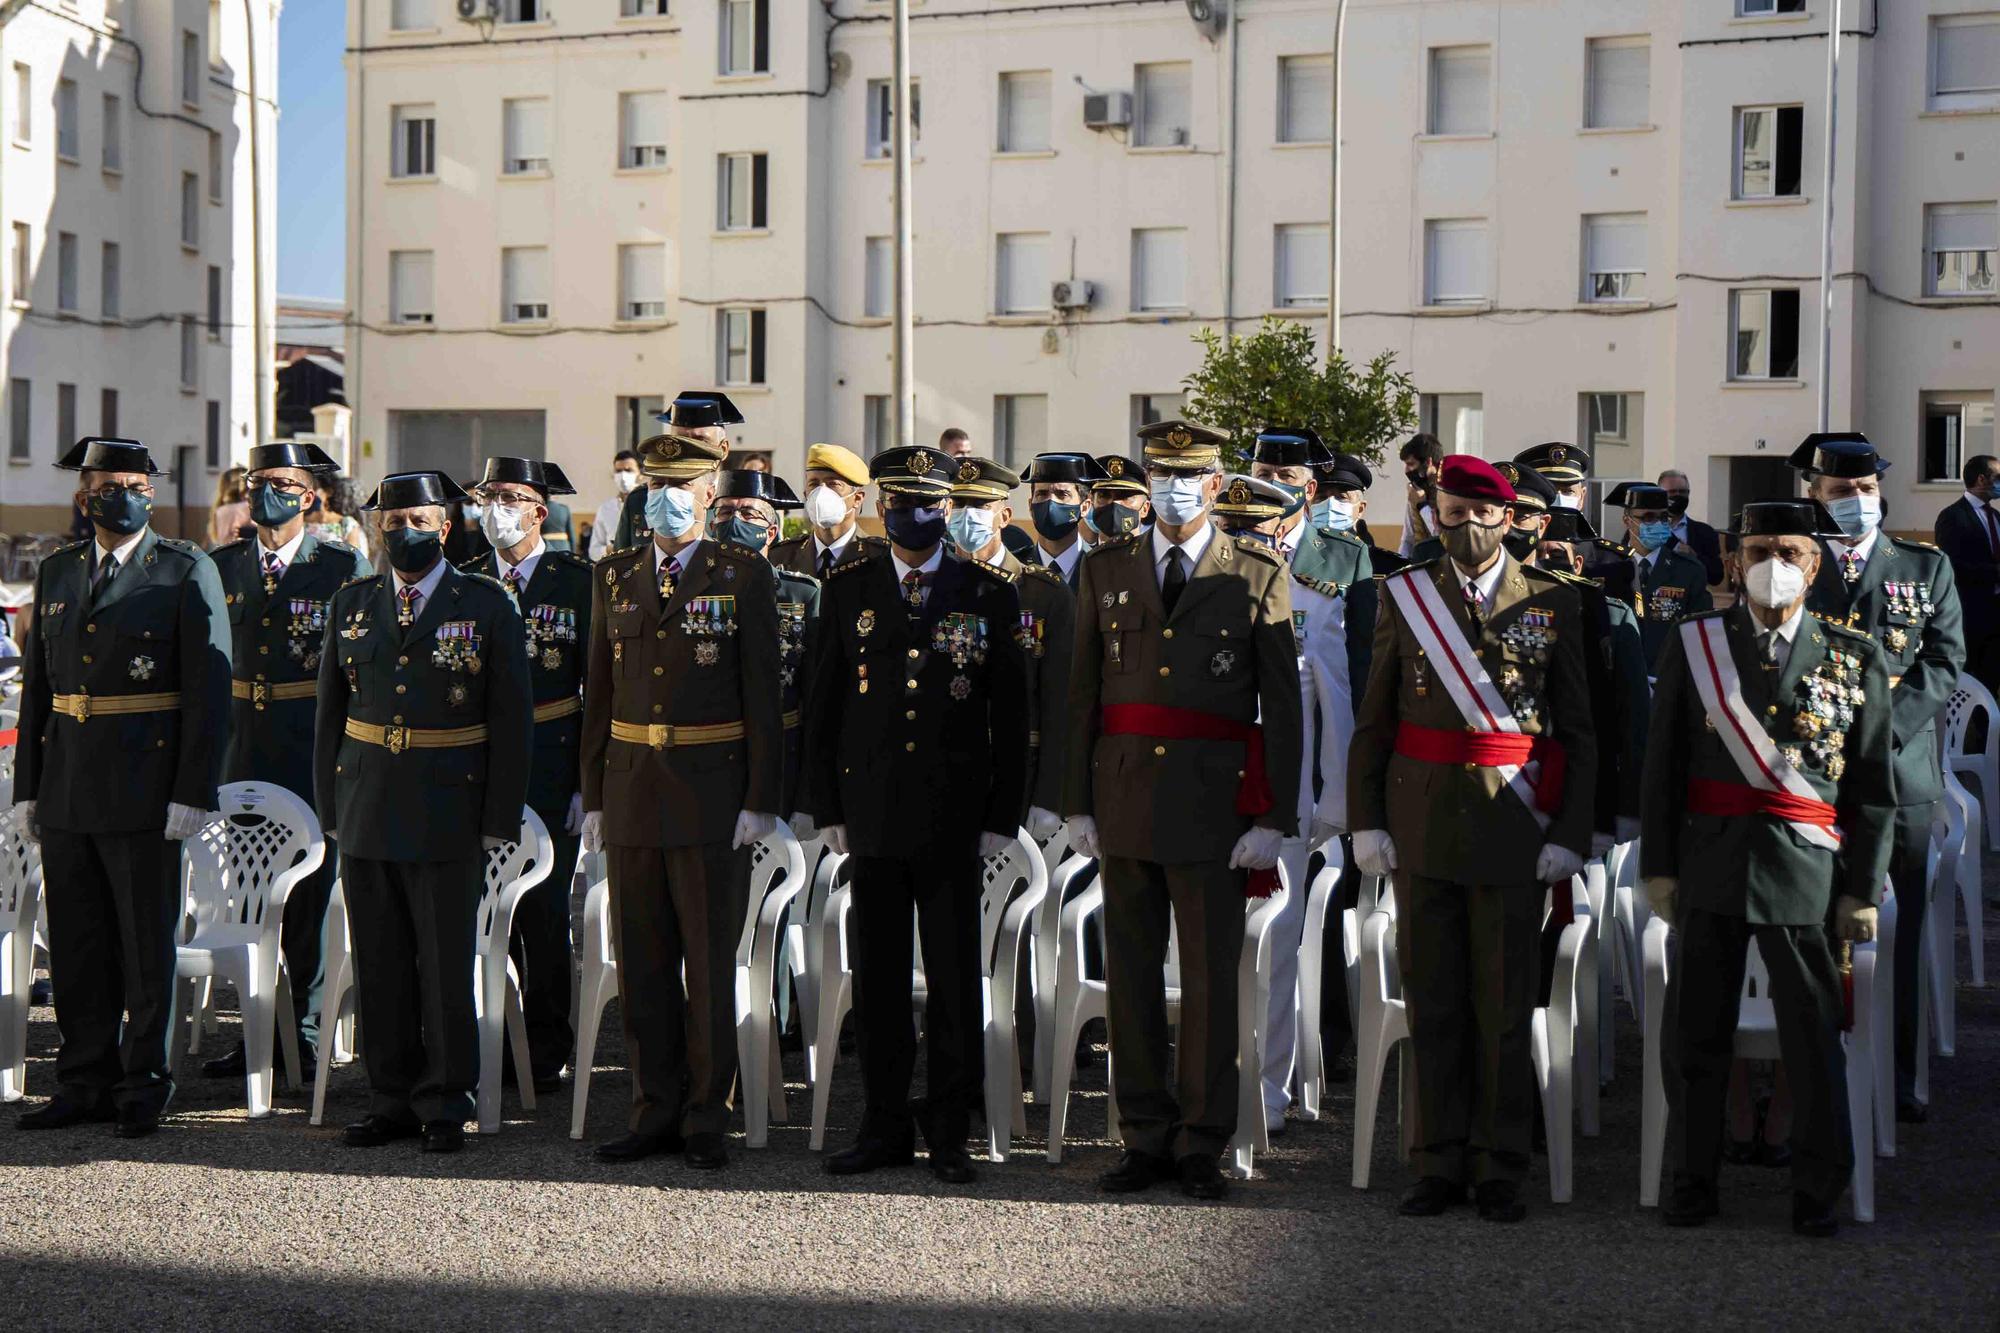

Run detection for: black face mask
[[1030, 499, 1081, 544], [882, 504, 947, 551], [1539, 546, 1577, 574], [1502, 527, 1541, 561], [249, 482, 306, 529], [1665, 493, 1690, 517], [383, 526, 443, 575], [1092, 502, 1143, 538], [86, 487, 152, 536]]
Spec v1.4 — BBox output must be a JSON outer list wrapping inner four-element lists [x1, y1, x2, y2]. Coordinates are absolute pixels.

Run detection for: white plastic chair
[[1532, 893, 1595, 1204], [1939, 767, 1985, 994], [734, 820, 810, 1149], [982, 833, 1049, 1162], [0, 804, 44, 1101], [1293, 853, 1344, 1121], [1350, 907, 1410, 1190], [568, 851, 614, 1140], [1028, 824, 1084, 1105], [308, 878, 355, 1126], [470, 808, 550, 1134], [0, 698, 20, 807], [1044, 872, 1111, 1162], [1943, 676, 2000, 852]]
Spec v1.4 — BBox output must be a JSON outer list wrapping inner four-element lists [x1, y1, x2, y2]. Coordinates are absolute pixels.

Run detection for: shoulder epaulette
[[316, 537, 360, 558], [338, 572, 381, 592], [777, 568, 821, 590], [1593, 539, 1627, 555], [1017, 562, 1063, 585], [1824, 617, 1875, 642], [602, 544, 649, 568], [213, 537, 252, 555], [972, 558, 1017, 584], [53, 537, 89, 556], [1231, 535, 1283, 564], [1293, 572, 1341, 598], [461, 570, 511, 594], [549, 548, 593, 569], [1895, 536, 1942, 554], [153, 537, 200, 558], [829, 545, 886, 577], [709, 541, 761, 564], [1087, 532, 1143, 555], [1538, 565, 1593, 590], [454, 556, 491, 575], [1518, 562, 1565, 585]]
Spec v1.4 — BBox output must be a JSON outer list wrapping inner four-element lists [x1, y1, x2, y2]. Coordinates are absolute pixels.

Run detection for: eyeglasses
[[475, 487, 541, 509], [85, 482, 153, 499], [711, 504, 772, 526], [248, 475, 313, 496]]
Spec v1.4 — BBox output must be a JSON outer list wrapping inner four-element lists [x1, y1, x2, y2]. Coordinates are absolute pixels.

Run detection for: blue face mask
[[1827, 493, 1880, 539], [883, 504, 947, 551], [1636, 520, 1673, 552], [1149, 474, 1208, 527], [709, 513, 769, 552], [1315, 497, 1356, 533], [946, 507, 997, 553], [644, 484, 697, 539]]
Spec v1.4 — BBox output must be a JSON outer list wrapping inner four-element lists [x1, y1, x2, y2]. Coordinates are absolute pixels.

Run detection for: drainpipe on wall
[[1221, 0, 1238, 339], [1814, 0, 1844, 432], [242, 0, 268, 449]]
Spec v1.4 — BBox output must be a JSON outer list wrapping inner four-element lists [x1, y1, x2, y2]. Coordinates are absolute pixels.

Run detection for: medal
[[1210, 650, 1237, 678], [129, 655, 155, 682], [447, 681, 468, 706], [857, 609, 876, 637], [542, 647, 562, 670], [857, 664, 869, 694], [695, 640, 721, 666], [950, 674, 972, 700]]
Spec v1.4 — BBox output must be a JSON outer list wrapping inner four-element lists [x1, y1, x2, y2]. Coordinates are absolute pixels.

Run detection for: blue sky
[[276, 2, 344, 300]]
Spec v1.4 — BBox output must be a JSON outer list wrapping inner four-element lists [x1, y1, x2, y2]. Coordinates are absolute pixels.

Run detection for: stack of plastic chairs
[[733, 820, 808, 1149], [981, 833, 1049, 1162], [0, 802, 43, 1101], [471, 807, 551, 1134]]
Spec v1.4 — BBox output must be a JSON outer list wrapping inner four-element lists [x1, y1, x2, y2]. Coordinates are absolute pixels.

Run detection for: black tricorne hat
[[1605, 481, 1672, 511], [1025, 452, 1106, 487], [715, 468, 802, 509], [246, 441, 341, 475], [1786, 432, 1888, 479], [362, 471, 471, 511], [1728, 499, 1845, 539], [656, 390, 745, 430], [55, 437, 164, 475], [1253, 426, 1333, 470], [1541, 509, 1599, 543], [1319, 452, 1373, 492], [468, 456, 577, 497]]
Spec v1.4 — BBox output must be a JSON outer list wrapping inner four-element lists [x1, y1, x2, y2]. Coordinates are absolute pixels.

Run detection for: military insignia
[[340, 610, 370, 641], [956, 460, 981, 483], [1550, 445, 1567, 464], [723, 564, 736, 582], [908, 448, 932, 476], [303, 651, 320, 672], [949, 674, 972, 700], [1884, 627, 1908, 654], [542, 647, 562, 670], [857, 609, 876, 636], [1496, 462, 1519, 485], [1015, 611, 1045, 658], [695, 640, 721, 666], [1793, 711, 1820, 738], [1107, 636, 1122, 666], [1499, 665, 1522, 692], [40, 601, 65, 617], [447, 681, 469, 707], [1210, 650, 1237, 677], [1227, 479, 1252, 505], [1413, 653, 1429, 698], [856, 663, 869, 694], [605, 566, 618, 586], [129, 655, 155, 681], [1101, 593, 1115, 609], [1167, 426, 1192, 448], [1118, 590, 1129, 605], [1105, 457, 1125, 478], [660, 439, 681, 460]]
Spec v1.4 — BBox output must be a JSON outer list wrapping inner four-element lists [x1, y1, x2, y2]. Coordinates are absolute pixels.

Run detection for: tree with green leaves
[[1182, 317, 1417, 471]]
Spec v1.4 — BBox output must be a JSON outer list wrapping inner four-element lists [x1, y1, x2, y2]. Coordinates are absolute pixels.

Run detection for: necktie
[[1162, 547, 1188, 616], [659, 555, 680, 601], [1760, 629, 1781, 672], [397, 584, 420, 628], [818, 548, 835, 581], [262, 550, 283, 595], [91, 553, 118, 597], [502, 567, 523, 601], [1841, 549, 1862, 585], [1463, 579, 1483, 633], [1983, 505, 2000, 560], [902, 569, 926, 612]]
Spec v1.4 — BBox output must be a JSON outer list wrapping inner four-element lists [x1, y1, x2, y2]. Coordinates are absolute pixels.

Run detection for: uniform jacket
[[1640, 605, 1895, 924], [803, 545, 1030, 859], [994, 549, 1076, 817], [771, 529, 861, 582], [1291, 522, 1376, 706], [1347, 554, 1598, 882], [773, 564, 821, 817], [611, 484, 651, 552], [17, 529, 231, 833], [313, 564, 534, 862], [1062, 527, 1303, 863], [1669, 518, 1725, 587], [1543, 566, 1649, 830], [1932, 497, 2000, 650], [1600, 545, 1712, 671], [1290, 575, 1353, 837], [1806, 535, 1964, 808], [463, 546, 594, 821], [581, 540, 783, 849]]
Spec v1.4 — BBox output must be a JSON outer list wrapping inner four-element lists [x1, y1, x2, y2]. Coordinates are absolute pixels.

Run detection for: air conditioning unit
[[1083, 92, 1133, 130], [457, 0, 498, 22], [1052, 280, 1095, 310]]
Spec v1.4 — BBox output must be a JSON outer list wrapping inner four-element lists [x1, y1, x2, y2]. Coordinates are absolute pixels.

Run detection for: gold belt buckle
[[648, 723, 669, 751], [74, 691, 91, 723], [385, 724, 410, 755], [252, 681, 269, 711]]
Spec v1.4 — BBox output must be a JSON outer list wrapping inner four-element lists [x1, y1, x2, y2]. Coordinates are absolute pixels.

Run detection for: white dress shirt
[[254, 526, 308, 576], [653, 536, 702, 583], [92, 527, 148, 584], [1152, 519, 1215, 592], [1036, 541, 1082, 584], [1754, 603, 1806, 672], [890, 543, 944, 584], [814, 528, 858, 568], [1449, 552, 1509, 618], [390, 553, 449, 618], [1829, 527, 1880, 576], [497, 536, 546, 590]]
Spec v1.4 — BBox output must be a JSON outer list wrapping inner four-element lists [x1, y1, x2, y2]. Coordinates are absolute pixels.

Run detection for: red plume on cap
[[1436, 454, 1517, 504]]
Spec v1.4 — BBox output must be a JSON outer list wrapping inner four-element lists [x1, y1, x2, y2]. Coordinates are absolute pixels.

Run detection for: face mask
[[1552, 493, 1581, 511], [1315, 497, 1357, 533], [644, 484, 697, 539], [1080, 506, 1100, 537], [614, 470, 640, 496], [1030, 499, 1080, 544], [803, 484, 850, 529], [1665, 493, 1690, 518], [1502, 526, 1541, 561], [1744, 556, 1807, 610], [710, 513, 769, 552], [1149, 475, 1209, 527], [481, 502, 530, 550], [1269, 481, 1308, 520], [1826, 493, 1880, 540], [1437, 514, 1506, 567], [1092, 501, 1143, 538], [883, 504, 947, 550], [946, 507, 997, 553], [1636, 520, 1674, 552], [383, 525, 442, 575], [86, 487, 151, 536], [1540, 546, 1577, 575], [248, 482, 305, 529]]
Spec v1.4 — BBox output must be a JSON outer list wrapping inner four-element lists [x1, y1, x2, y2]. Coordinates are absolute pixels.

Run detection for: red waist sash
[[1101, 703, 1277, 898], [1392, 721, 1567, 814], [1686, 777, 1840, 834]]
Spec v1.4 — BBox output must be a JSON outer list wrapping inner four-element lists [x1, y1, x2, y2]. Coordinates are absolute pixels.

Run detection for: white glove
[[1535, 843, 1585, 885], [1309, 816, 1346, 849], [732, 810, 777, 850], [1229, 825, 1284, 871], [1590, 831, 1616, 859], [564, 792, 584, 835], [482, 835, 508, 852], [822, 823, 850, 856], [9, 800, 37, 843], [978, 831, 1013, 859], [1614, 815, 1641, 845], [1064, 815, 1101, 860], [163, 802, 207, 842], [1353, 829, 1398, 878], [1643, 875, 1678, 920], [1025, 805, 1062, 842], [580, 811, 604, 855], [1834, 895, 1878, 943], [790, 811, 817, 843]]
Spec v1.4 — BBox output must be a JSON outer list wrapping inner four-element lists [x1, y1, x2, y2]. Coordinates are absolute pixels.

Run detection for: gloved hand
[[1642, 876, 1678, 920], [822, 824, 850, 856], [1835, 895, 1878, 943], [732, 810, 777, 850], [1228, 825, 1283, 871], [1309, 816, 1346, 849], [163, 802, 207, 842], [1352, 829, 1398, 878], [482, 835, 508, 852], [580, 811, 604, 855], [1025, 805, 1062, 842], [9, 800, 38, 844], [1064, 815, 1101, 860], [1590, 831, 1617, 859], [1614, 815, 1641, 845], [790, 811, 817, 843], [564, 792, 584, 835], [978, 831, 1013, 859], [1536, 843, 1585, 885]]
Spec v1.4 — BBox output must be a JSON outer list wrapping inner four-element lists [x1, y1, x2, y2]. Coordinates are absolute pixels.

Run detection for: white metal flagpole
[[1327, 0, 1348, 358], [891, 0, 915, 451], [1814, 0, 1843, 433]]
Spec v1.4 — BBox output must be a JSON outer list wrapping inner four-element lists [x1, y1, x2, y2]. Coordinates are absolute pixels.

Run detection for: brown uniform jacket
[[1061, 527, 1303, 863], [771, 529, 866, 582], [994, 549, 1076, 817]]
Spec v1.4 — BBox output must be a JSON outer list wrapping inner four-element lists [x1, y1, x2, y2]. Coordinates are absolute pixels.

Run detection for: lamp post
[[891, 0, 915, 451], [1814, 0, 1844, 432], [1327, 0, 1347, 358]]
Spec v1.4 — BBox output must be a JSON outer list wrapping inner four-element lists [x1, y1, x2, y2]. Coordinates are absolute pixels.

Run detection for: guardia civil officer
[[1062, 421, 1302, 1201], [461, 457, 593, 1094], [13, 438, 230, 1138], [1643, 499, 1894, 1237], [803, 445, 1030, 1184], [771, 443, 870, 582], [1601, 481, 1712, 671], [1088, 455, 1152, 539], [314, 472, 533, 1153], [205, 441, 369, 1087], [579, 431, 782, 1171], [612, 391, 744, 551], [1790, 433, 1964, 1124], [1251, 426, 1374, 721], [1021, 453, 1105, 591]]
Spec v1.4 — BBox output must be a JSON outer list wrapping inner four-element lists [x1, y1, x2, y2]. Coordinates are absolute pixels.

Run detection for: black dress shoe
[[1098, 1149, 1171, 1194], [1474, 1179, 1526, 1223], [17, 1096, 113, 1131], [1398, 1176, 1463, 1217], [1895, 1096, 1928, 1125], [532, 1071, 563, 1096], [1177, 1153, 1228, 1201], [825, 1137, 915, 1176], [1792, 1191, 1839, 1238], [421, 1120, 465, 1153], [111, 1105, 159, 1139], [594, 1130, 683, 1162], [343, 1114, 420, 1148], [201, 1045, 249, 1079], [1663, 1178, 1720, 1227], [929, 1146, 978, 1185], [684, 1132, 728, 1170]]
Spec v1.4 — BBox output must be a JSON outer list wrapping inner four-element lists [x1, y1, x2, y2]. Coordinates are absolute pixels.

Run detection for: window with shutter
[[1585, 38, 1648, 129], [1583, 213, 1646, 302], [1428, 47, 1490, 135], [1278, 55, 1331, 144], [1135, 62, 1192, 147], [1424, 219, 1488, 305], [999, 71, 1050, 152]]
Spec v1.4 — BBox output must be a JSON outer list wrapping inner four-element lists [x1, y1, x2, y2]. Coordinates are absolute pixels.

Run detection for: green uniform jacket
[[774, 565, 821, 818], [1543, 567, 1648, 830], [1640, 605, 1895, 923], [1347, 554, 1598, 881], [1291, 523, 1376, 706], [313, 564, 534, 861], [581, 540, 784, 847], [1806, 536, 1964, 808], [216, 533, 371, 795], [462, 546, 594, 823], [611, 485, 651, 552], [1601, 545, 1712, 671], [1061, 528, 1303, 863], [993, 549, 1076, 817], [16, 529, 232, 833]]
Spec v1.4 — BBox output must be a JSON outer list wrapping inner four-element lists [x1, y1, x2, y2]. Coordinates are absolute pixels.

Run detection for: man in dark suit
[[13, 437, 231, 1140], [1932, 453, 2000, 691], [1659, 468, 1725, 587]]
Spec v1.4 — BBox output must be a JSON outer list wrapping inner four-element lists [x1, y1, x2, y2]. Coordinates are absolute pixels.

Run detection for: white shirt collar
[[891, 543, 945, 584], [1279, 520, 1304, 555], [255, 527, 307, 570], [1151, 518, 1215, 574], [1038, 541, 1081, 578], [814, 527, 856, 562], [1832, 528, 1880, 566], [391, 555, 449, 606], [95, 527, 148, 570], [654, 537, 701, 574], [498, 536, 546, 587], [1964, 491, 1989, 512], [1759, 603, 1806, 646], [1451, 553, 1508, 606]]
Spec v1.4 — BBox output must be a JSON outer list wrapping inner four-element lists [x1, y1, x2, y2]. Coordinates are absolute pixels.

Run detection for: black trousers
[[1318, 838, 1363, 1055], [510, 827, 580, 1080], [283, 841, 337, 1060], [1889, 800, 1935, 1103], [606, 839, 747, 1138], [342, 855, 481, 1126], [1664, 907, 1852, 1208], [39, 827, 180, 1117], [849, 853, 981, 1149]]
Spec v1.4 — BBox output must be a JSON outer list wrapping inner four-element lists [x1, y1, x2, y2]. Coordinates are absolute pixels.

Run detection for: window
[[1130, 227, 1187, 311], [1419, 393, 1484, 454], [205, 400, 221, 469], [501, 0, 543, 21], [501, 246, 549, 322], [390, 0, 435, 30], [12, 64, 29, 144], [1275, 223, 1329, 308], [717, 152, 768, 229], [392, 104, 436, 178], [1582, 213, 1646, 302], [100, 387, 117, 438], [864, 236, 891, 318], [502, 97, 549, 174], [1424, 218, 1488, 306], [999, 70, 1051, 152], [208, 130, 223, 202], [181, 172, 200, 248], [1735, 105, 1803, 199], [616, 395, 666, 451], [1130, 393, 1182, 452], [1134, 61, 1192, 147], [1278, 54, 1332, 144], [55, 232, 76, 312], [101, 94, 120, 171], [619, 91, 668, 168], [1728, 288, 1801, 380], [619, 243, 667, 320], [865, 78, 920, 158], [207, 264, 223, 337], [209, 0, 224, 65], [9, 223, 27, 303], [621, 0, 669, 13], [1738, 0, 1805, 14], [1585, 37, 1648, 129], [992, 394, 1048, 467], [1926, 203, 1997, 296], [56, 78, 78, 159], [862, 395, 891, 456], [1923, 393, 1997, 484], [1580, 392, 1644, 469], [996, 232, 1049, 314], [180, 317, 199, 389], [7, 379, 27, 461], [56, 383, 75, 457], [716, 307, 766, 385], [1931, 15, 2000, 111], [100, 241, 119, 318], [1428, 46, 1491, 135], [181, 30, 201, 108], [720, 0, 770, 76]]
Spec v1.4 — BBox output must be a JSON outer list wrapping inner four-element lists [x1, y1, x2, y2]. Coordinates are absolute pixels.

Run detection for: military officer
[[771, 443, 871, 582], [1062, 420, 1302, 1201], [804, 445, 1030, 1184], [1790, 432, 1964, 1124], [460, 456, 593, 1095], [204, 441, 369, 1088], [1642, 499, 1895, 1237], [1253, 427, 1375, 695], [1020, 453, 1106, 591], [313, 472, 531, 1153], [1601, 481, 1712, 672], [1348, 455, 1597, 1223], [1088, 455, 1152, 541], [12, 438, 230, 1138], [1514, 441, 1623, 578], [579, 430, 782, 1171], [612, 391, 744, 551]]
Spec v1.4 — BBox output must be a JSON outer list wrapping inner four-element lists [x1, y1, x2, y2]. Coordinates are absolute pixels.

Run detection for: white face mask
[[803, 483, 850, 529], [481, 501, 530, 550], [1149, 474, 1209, 526], [614, 470, 640, 495], [1744, 557, 1808, 610]]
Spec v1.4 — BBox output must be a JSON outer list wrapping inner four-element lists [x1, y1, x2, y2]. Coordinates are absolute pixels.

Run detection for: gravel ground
[[1, 889, 1995, 1331]]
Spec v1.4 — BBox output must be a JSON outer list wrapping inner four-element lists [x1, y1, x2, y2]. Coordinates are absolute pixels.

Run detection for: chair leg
[[1351, 1010, 1394, 1190], [274, 967, 302, 1093], [476, 964, 504, 1134], [767, 1020, 788, 1125], [1577, 936, 1601, 1138], [1044, 982, 1087, 1165], [1963, 854, 1987, 989], [240, 956, 276, 1120], [1846, 1035, 1875, 1223], [506, 977, 536, 1112], [570, 965, 611, 1141], [808, 975, 848, 1152], [1640, 977, 1668, 1209], [311, 976, 347, 1127], [1297, 938, 1324, 1123]]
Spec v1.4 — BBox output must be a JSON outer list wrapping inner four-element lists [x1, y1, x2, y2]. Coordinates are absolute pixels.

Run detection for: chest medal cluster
[[1498, 607, 1557, 666], [1643, 583, 1687, 623], [525, 603, 577, 671], [683, 595, 739, 667], [934, 612, 990, 700], [287, 598, 328, 672], [1780, 647, 1865, 781], [433, 621, 483, 707], [778, 601, 808, 688]]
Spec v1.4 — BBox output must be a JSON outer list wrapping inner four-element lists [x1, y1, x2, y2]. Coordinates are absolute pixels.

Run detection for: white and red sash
[[1680, 616, 1842, 851]]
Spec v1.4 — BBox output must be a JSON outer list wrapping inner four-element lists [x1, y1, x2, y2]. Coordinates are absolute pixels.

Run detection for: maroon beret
[[1436, 454, 1517, 504]]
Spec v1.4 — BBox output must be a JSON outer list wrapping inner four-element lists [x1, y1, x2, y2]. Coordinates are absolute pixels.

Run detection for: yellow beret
[[804, 443, 869, 487]]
